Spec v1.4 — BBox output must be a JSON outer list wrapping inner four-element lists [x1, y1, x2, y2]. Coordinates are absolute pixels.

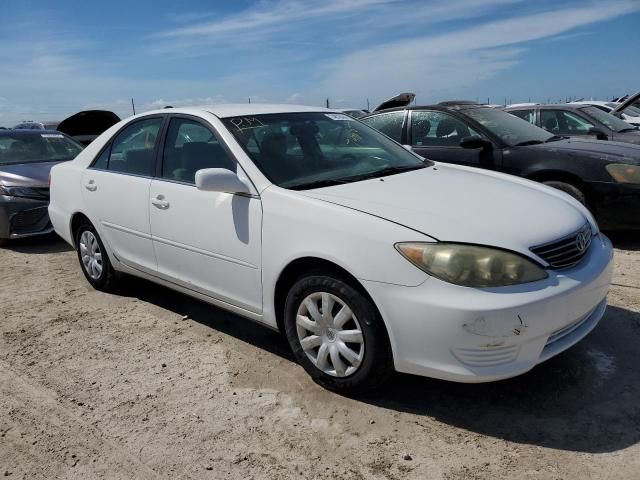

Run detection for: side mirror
[[460, 135, 491, 149], [588, 127, 608, 140], [195, 168, 250, 194]]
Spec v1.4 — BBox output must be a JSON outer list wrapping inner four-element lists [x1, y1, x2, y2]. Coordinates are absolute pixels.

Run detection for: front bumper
[[0, 195, 53, 240], [591, 181, 640, 230], [363, 233, 614, 382]]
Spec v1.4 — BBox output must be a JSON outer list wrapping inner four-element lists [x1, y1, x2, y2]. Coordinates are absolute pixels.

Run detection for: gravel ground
[[1, 232, 639, 479]]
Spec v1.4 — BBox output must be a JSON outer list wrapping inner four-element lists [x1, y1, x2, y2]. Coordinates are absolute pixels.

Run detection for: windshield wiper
[[288, 178, 352, 190], [341, 164, 426, 182], [544, 135, 566, 142], [618, 127, 639, 133], [513, 140, 545, 146]]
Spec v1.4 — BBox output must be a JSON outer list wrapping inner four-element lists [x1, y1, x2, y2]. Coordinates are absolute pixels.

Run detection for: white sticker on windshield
[[41, 134, 64, 138], [324, 113, 353, 121]]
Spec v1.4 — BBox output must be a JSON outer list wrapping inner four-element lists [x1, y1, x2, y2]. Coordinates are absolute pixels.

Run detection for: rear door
[[81, 116, 164, 273], [149, 115, 263, 313]]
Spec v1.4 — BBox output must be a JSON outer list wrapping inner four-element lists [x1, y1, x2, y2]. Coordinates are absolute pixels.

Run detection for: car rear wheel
[[283, 273, 393, 394], [543, 180, 587, 206], [75, 222, 117, 291]]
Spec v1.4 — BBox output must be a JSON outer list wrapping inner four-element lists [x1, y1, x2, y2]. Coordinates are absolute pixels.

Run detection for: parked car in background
[[13, 121, 46, 130], [361, 96, 640, 230], [56, 110, 121, 146], [0, 130, 84, 244], [570, 100, 640, 127], [49, 105, 613, 392], [505, 103, 640, 145], [338, 109, 369, 119]]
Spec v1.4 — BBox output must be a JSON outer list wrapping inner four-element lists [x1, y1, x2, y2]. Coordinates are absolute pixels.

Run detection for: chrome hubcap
[[79, 230, 103, 280], [296, 292, 365, 378]]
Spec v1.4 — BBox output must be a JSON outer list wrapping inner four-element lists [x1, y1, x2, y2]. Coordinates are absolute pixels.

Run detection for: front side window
[[508, 109, 536, 124], [222, 112, 426, 190], [411, 111, 481, 146], [540, 110, 594, 135], [360, 112, 405, 143], [161, 117, 236, 184], [107, 117, 162, 176]]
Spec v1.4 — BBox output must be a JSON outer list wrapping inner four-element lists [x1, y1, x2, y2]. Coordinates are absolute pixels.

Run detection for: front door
[[408, 110, 493, 167], [81, 116, 164, 272], [149, 116, 263, 313]]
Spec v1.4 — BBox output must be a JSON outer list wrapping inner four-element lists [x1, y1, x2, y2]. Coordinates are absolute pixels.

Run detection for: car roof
[[366, 103, 489, 115], [0, 129, 64, 136], [140, 104, 335, 119]]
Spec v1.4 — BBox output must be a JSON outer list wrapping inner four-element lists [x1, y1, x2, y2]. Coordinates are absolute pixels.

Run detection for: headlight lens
[[606, 163, 640, 184], [396, 243, 548, 288]]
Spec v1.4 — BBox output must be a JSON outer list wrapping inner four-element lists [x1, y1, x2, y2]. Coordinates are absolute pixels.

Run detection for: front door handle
[[151, 195, 170, 209], [84, 180, 97, 192]]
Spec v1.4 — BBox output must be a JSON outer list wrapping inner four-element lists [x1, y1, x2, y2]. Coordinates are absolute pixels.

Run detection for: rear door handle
[[151, 195, 170, 209], [84, 180, 97, 192]]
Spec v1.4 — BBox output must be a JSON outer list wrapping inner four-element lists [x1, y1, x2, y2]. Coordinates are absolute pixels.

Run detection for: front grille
[[530, 224, 592, 269], [11, 206, 50, 234]]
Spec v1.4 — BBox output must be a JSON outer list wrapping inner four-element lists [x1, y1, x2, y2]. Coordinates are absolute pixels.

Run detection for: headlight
[[606, 163, 640, 184], [396, 243, 548, 288]]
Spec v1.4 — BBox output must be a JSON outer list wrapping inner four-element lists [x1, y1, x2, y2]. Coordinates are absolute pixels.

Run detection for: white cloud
[[317, 1, 640, 103]]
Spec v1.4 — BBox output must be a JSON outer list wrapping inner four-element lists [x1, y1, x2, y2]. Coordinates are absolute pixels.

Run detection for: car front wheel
[[283, 273, 393, 394]]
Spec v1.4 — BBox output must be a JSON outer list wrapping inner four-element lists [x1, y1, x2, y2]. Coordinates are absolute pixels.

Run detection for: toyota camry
[[48, 105, 613, 393]]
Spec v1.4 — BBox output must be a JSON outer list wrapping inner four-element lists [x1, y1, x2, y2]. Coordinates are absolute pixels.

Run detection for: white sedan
[[48, 105, 613, 393]]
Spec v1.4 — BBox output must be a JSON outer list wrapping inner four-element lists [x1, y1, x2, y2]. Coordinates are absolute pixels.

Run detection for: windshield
[[580, 106, 635, 132], [222, 112, 427, 189], [466, 107, 552, 146], [608, 102, 640, 117], [0, 132, 84, 165]]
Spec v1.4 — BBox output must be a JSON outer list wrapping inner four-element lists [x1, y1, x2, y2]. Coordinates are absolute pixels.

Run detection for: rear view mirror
[[588, 127, 608, 140], [460, 136, 491, 149], [195, 168, 250, 194]]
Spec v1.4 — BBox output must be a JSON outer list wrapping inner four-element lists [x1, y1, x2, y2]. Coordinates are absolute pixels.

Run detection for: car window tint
[[411, 111, 481, 146], [108, 118, 162, 176], [509, 109, 536, 124], [360, 112, 404, 142], [161, 117, 236, 184], [540, 110, 594, 135]]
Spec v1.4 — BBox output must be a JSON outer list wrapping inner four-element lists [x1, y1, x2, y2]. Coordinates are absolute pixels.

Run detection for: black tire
[[542, 180, 587, 206], [283, 273, 394, 394], [74, 222, 117, 291]]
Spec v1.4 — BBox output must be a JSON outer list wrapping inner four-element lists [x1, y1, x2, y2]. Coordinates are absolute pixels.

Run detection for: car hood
[[0, 161, 62, 187], [527, 137, 640, 164], [299, 163, 589, 258]]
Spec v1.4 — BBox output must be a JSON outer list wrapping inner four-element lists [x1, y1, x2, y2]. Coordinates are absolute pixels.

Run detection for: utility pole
[[248, 97, 251, 104], [326, 98, 330, 108], [131, 98, 136, 115]]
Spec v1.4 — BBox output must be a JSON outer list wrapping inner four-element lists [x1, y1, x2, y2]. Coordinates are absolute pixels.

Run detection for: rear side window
[[107, 118, 163, 176], [509, 109, 536, 124], [360, 112, 404, 143], [161, 117, 236, 184]]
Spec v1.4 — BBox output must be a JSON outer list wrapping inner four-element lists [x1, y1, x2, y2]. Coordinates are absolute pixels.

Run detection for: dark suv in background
[[360, 95, 640, 230]]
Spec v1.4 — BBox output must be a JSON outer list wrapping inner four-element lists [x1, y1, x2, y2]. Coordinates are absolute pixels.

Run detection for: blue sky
[[1, 0, 639, 125]]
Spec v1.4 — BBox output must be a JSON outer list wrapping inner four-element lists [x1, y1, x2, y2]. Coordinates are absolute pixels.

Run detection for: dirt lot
[[1, 233, 639, 479]]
